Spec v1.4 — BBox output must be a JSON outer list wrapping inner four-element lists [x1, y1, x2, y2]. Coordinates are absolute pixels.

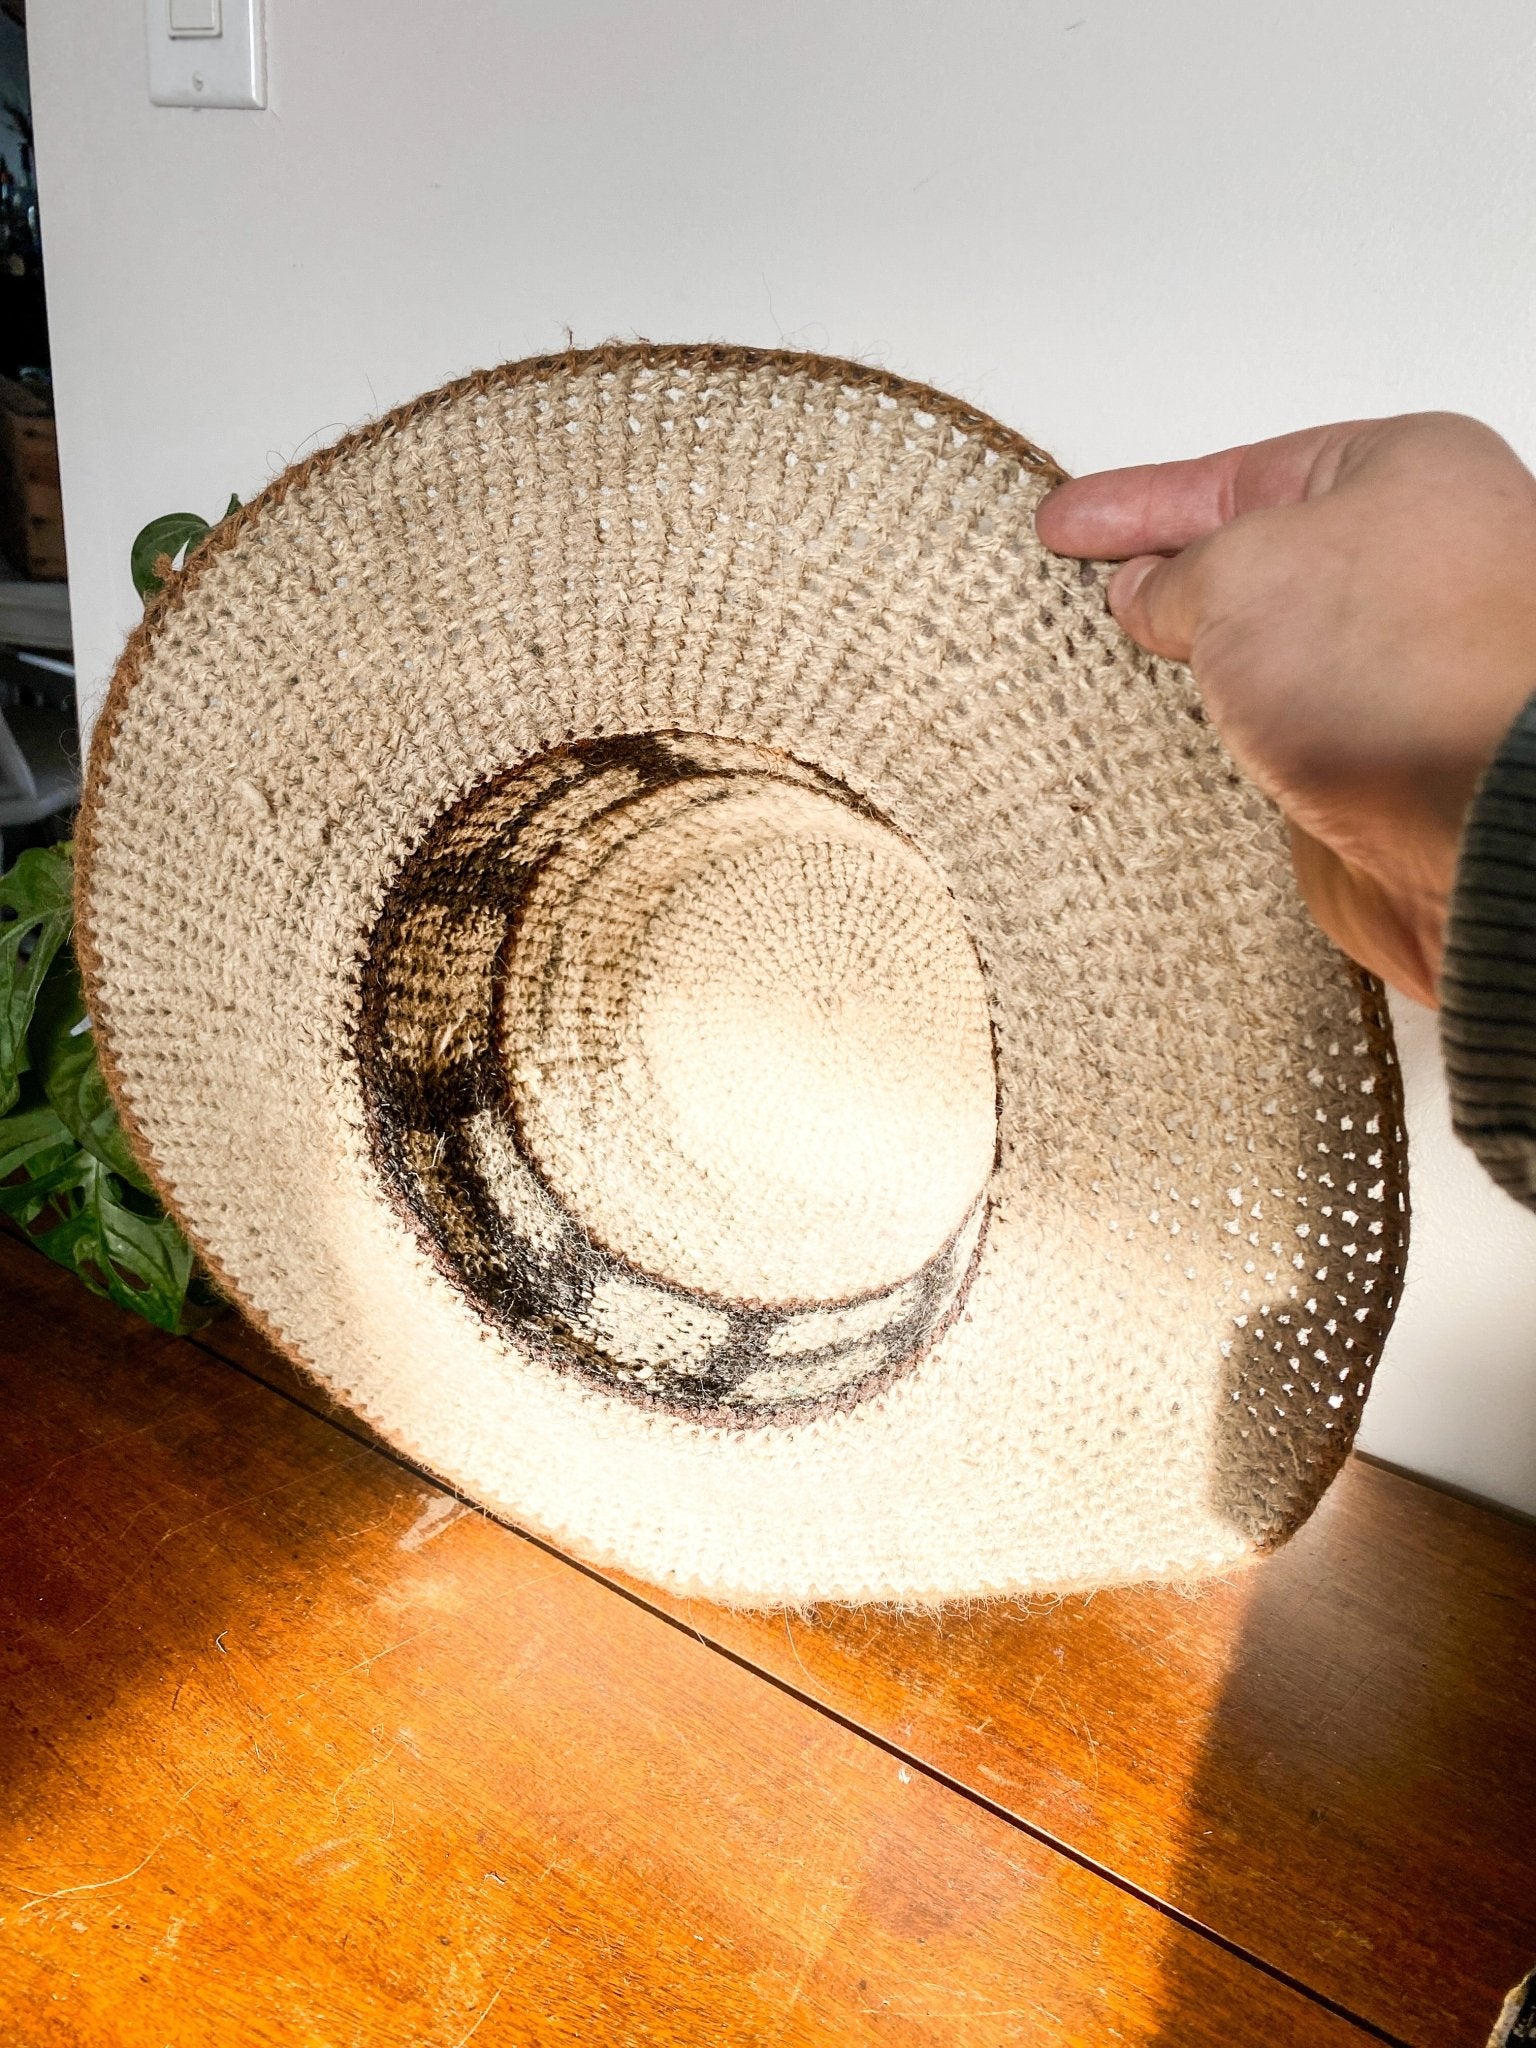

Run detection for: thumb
[[1106, 548, 1207, 662]]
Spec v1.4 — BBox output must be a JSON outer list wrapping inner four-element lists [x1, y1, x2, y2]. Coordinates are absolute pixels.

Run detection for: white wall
[[30, 0, 1536, 1512]]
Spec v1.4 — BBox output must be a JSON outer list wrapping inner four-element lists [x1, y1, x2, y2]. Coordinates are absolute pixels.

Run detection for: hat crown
[[359, 733, 996, 1417], [503, 764, 997, 1307]]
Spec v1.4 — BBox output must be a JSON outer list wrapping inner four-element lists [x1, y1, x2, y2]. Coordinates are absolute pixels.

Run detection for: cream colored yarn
[[77, 344, 1409, 1606]]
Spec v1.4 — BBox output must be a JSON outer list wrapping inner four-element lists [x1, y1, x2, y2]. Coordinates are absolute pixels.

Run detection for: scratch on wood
[[782, 1942, 816, 2019], [276, 1624, 442, 1725], [64, 1452, 374, 1639], [0, 1416, 168, 1536], [446, 1939, 549, 2048], [862, 2007, 1033, 2021], [328, 1739, 400, 1819], [293, 1835, 353, 1870], [151, 1913, 184, 1957], [448, 1982, 505, 2048], [1079, 1718, 1102, 1791], [5, 1768, 215, 1915]]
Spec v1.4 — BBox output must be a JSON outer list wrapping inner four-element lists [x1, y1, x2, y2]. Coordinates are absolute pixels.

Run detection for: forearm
[[1441, 690, 1536, 1208]]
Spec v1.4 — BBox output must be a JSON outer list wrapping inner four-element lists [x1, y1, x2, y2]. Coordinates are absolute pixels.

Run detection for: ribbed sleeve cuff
[[1441, 690, 1536, 1208]]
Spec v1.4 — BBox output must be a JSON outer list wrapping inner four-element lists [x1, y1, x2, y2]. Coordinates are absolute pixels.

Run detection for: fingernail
[[1109, 557, 1157, 614]]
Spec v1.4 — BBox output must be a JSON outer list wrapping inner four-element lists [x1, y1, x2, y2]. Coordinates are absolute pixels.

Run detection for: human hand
[[1034, 413, 1536, 1007]]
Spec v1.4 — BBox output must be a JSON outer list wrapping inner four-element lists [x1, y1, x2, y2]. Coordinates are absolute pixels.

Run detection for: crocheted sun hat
[[76, 344, 1409, 1606]]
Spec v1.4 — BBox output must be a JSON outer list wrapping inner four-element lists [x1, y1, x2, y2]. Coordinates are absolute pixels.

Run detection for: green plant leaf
[[130, 513, 211, 600], [131, 495, 240, 598], [2, 1134, 216, 1330], [0, 1101, 73, 1175], [0, 1138, 93, 1222], [30, 958, 153, 1191], [30, 1153, 195, 1332], [0, 1102, 78, 1222], [1, 838, 218, 1334], [0, 841, 74, 1114]]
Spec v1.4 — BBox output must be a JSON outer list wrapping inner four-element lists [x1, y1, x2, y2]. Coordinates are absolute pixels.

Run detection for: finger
[[1104, 549, 1208, 662], [1036, 451, 1252, 560], [1288, 824, 1441, 1009], [1034, 420, 1369, 560]]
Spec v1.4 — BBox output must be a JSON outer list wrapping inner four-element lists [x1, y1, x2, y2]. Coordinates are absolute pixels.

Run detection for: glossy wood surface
[[0, 1239, 1369, 2047], [202, 1287, 1536, 2048], [680, 1460, 1536, 2048]]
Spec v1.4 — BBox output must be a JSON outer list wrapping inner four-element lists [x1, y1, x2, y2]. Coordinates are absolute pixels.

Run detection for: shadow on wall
[[1357, 993, 1536, 1521], [1207, 967, 1410, 1557]]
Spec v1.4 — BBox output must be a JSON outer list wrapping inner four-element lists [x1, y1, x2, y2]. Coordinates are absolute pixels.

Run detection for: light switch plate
[[147, 0, 265, 108]]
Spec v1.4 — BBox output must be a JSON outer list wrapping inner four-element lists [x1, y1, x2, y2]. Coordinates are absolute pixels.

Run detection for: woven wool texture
[[357, 731, 996, 1422], [77, 344, 1410, 1606]]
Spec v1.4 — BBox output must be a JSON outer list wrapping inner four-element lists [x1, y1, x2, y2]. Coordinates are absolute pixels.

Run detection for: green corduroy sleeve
[[1440, 690, 1536, 1209]]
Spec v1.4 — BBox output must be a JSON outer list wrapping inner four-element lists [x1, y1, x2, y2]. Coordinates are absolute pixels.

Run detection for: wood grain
[[676, 1460, 1536, 2048], [195, 1284, 1536, 2048], [0, 1238, 1371, 2047]]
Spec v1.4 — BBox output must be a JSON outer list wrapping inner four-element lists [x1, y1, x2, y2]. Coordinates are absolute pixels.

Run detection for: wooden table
[[1, 1230, 1532, 2046]]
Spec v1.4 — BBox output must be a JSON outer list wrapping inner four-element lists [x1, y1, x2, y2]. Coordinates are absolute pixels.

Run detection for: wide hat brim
[[77, 344, 1408, 1606]]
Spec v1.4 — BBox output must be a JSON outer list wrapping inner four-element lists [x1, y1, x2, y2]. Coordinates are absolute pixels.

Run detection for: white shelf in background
[[0, 578, 71, 653]]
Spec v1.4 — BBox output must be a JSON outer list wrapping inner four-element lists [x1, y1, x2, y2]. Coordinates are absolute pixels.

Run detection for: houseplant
[[0, 497, 239, 1331]]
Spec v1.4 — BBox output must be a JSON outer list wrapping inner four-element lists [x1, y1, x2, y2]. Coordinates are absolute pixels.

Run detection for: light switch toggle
[[147, 0, 263, 106], [168, 0, 221, 36]]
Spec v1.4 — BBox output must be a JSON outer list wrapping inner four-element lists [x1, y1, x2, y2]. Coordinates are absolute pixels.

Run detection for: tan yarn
[[501, 766, 995, 1306], [76, 343, 1409, 1606]]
